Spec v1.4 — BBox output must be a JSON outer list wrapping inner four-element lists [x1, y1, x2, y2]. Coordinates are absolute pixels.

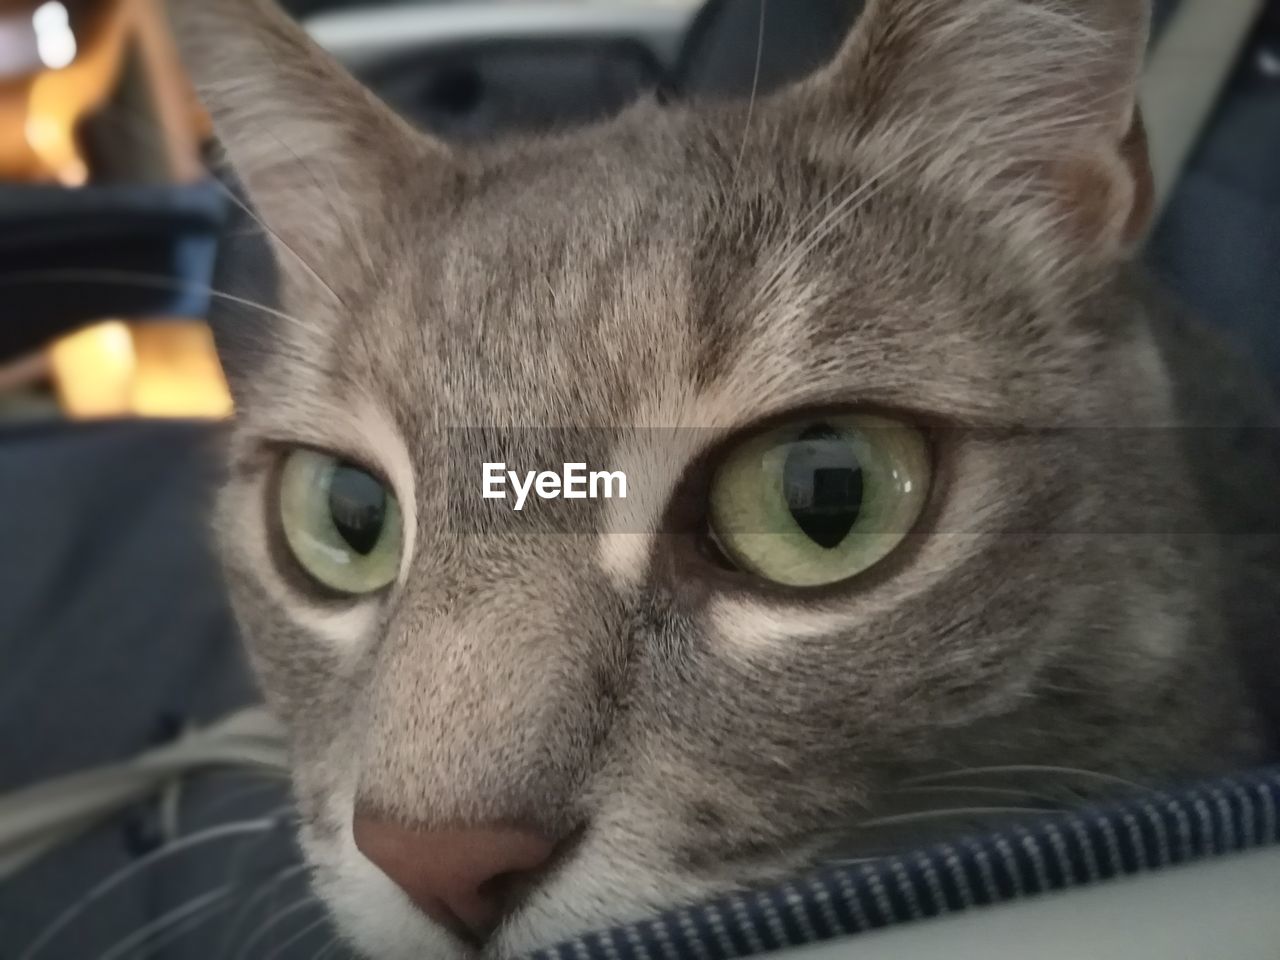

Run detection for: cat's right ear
[[169, 0, 451, 300], [803, 0, 1153, 267]]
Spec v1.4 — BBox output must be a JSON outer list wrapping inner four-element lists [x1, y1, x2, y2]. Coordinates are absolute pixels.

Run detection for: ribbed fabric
[[526, 766, 1280, 960]]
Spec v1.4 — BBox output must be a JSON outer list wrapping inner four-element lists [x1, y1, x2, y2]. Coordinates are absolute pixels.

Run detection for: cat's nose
[[352, 815, 557, 944]]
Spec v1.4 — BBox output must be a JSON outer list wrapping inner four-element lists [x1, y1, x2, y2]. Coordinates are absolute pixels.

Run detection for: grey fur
[[173, 0, 1279, 957]]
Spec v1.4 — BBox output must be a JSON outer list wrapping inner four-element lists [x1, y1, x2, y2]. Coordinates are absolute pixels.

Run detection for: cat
[[174, 0, 1280, 958]]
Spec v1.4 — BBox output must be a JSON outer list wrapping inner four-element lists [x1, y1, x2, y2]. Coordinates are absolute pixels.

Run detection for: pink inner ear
[[1048, 108, 1154, 258], [1119, 110, 1156, 246]]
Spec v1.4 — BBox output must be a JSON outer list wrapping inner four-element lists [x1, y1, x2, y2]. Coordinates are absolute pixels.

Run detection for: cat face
[[183, 0, 1259, 957]]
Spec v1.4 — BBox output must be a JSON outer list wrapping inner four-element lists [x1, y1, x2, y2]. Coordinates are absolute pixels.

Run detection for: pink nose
[[353, 815, 557, 944]]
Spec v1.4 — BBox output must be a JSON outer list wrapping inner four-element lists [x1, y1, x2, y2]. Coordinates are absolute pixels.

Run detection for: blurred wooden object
[[0, 0, 211, 181], [114, 0, 232, 419], [51, 320, 233, 420], [48, 320, 135, 417], [128, 0, 205, 181], [0, 0, 133, 184], [0, 348, 49, 394], [0, 0, 231, 419], [128, 321, 232, 419]]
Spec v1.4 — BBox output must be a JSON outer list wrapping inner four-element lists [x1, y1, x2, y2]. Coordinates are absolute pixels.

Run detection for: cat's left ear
[[169, 0, 451, 300], [804, 0, 1154, 263]]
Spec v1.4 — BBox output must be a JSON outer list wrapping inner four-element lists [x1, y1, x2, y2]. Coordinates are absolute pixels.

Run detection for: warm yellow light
[[24, 98, 89, 186], [129, 322, 234, 419], [48, 320, 136, 418], [47, 319, 234, 421]]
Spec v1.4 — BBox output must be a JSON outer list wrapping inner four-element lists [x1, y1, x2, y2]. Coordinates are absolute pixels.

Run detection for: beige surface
[[1141, 0, 1266, 214], [766, 845, 1280, 960]]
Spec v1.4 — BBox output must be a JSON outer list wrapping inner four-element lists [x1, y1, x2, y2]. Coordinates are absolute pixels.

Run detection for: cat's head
[[179, 0, 1248, 957]]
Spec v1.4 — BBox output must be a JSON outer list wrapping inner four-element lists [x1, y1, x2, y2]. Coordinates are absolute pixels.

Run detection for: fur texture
[[175, 0, 1279, 957]]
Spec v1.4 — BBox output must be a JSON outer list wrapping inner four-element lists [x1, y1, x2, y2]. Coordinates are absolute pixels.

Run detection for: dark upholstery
[[358, 40, 666, 140], [1150, 6, 1280, 396], [2, 2, 1277, 958], [675, 0, 864, 98], [0, 183, 226, 364], [0, 422, 324, 958]]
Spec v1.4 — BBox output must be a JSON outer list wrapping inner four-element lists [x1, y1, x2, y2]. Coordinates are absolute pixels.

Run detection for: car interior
[[2, 1, 1279, 958]]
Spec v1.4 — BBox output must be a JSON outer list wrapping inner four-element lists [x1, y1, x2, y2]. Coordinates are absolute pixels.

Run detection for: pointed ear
[[807, 0, 1153, 263], [168, 0, 450, 297]]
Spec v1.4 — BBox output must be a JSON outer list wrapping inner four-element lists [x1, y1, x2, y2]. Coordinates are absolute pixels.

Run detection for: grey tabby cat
[[173, 0, 1280, 957]]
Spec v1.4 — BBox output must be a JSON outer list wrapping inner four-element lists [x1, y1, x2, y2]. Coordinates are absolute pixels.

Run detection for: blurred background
[[1, 1, 1278, 958]]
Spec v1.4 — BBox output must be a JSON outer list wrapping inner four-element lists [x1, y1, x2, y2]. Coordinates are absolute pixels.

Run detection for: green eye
[[278, 449, 403, 595], [708, 414, 930, 588]]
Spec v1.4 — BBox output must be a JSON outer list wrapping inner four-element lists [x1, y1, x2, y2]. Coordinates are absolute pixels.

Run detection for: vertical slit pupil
[[783, 424, 864, 549], [328, 464, 387, 556]]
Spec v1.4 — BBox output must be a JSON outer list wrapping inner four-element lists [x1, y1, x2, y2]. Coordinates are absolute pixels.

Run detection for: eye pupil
[[328, 464, 387, 556], [783, 424, 864, 549]]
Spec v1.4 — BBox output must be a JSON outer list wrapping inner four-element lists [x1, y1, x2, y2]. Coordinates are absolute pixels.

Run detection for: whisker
[[794, 112, 962, 229], [857, 806, 1049, 830], [310, 941, 344, 960], [253, 130, 382, 368], [190, 775, 293, 827], [0, 267, 340, 376], [731, 0, 769, 185], [109, 863, 307, 960], [18, 815, 287, 960], [2, 267, 353, 381], [217, 863, 313, 960], [819, 856, 882, 866], [260, 127, 373, 280], [95, 888, 231, 960], [79, 104, 347, 310], [233, 895, 325, 960], [765, 90, 1084, 299], [884, 784, 1072, 808], [259, 914, 332, 960], [119, 894, 234, 960], [753, 112, 970, 312], [0, 269, 304, 329], [242, 21, 375, 286], [785, 111, 969, 256], [902, 765, 1144, 792], [213, 150, 349, 312]]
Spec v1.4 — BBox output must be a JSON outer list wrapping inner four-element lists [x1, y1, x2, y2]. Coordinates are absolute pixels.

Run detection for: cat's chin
[[314, 855, 671, 960], [299, 816, 729, 960]]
